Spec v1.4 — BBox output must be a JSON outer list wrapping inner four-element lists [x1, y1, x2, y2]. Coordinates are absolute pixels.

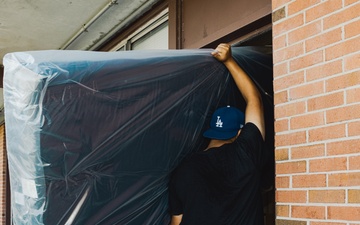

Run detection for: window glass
[[110, 9, 168, 51], [132, 21, 168, 50]]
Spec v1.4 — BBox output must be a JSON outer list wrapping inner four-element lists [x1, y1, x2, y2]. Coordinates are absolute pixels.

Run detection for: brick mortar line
[[276, 156, 360, 164], [272, 44, 360, 68], [288, 49, 359, 74], [275, 124, 357, 137], [275, 173, 360, 179], [274, 133, 357, 143], [276, 152, 360, 158], [274, 103, 360, 118], [273, 90, 360, 106], [0, 126, 5, 225], [274, 132, 360, 143], [272, 60, 351, 82], [275, 90, 348, 106], [272, 1, 360, 28], [275, 182, 360, 188], [275, 204, 360, 208], [272, 28, 360, 54], [275, 170, 360, 177], [272, 39, 360, 72], [275, 216, 360, 224]]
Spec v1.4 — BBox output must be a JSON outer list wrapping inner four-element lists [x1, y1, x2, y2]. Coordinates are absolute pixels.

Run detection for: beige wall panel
[[182, 0, 271, 48]]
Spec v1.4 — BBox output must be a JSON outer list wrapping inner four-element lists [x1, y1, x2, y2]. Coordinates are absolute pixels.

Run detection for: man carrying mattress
[[169, 43, 266, 225]]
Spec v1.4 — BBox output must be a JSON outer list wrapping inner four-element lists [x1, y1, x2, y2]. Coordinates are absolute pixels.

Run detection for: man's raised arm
[[212, 43, 265, 140]]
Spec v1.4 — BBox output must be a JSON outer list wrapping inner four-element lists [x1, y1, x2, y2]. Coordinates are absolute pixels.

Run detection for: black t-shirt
[[169, 123, 265, 225]]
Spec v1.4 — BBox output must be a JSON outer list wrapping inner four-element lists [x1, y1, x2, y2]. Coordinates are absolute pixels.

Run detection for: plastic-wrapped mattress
[[3, 47, 273, 225]]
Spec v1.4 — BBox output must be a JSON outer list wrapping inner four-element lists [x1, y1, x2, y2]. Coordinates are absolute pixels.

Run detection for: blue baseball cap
[[203, 106, 245, 140]]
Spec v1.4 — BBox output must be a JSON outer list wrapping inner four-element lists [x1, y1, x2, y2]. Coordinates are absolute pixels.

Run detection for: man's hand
[[211, 43, 232, 63]]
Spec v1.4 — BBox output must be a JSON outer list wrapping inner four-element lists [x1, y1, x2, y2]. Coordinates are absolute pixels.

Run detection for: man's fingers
[[212, 43, 232, 62], [211, 50, 221, 57]]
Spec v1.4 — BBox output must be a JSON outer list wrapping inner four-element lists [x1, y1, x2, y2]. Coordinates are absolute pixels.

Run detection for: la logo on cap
[[216, 116, 223, 128]]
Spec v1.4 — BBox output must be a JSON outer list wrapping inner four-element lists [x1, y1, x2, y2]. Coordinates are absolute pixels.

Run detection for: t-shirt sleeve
[[235, 122, 265, 166], [168, 173, 183, 215]]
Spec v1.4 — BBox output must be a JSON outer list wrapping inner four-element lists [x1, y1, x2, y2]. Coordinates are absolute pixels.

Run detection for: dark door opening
[[236, 28, 275, 225], [206, 26, 275, 225]]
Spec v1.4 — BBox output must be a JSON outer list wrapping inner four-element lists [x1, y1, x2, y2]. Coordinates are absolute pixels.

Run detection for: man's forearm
[[223, 58, 262, 106]]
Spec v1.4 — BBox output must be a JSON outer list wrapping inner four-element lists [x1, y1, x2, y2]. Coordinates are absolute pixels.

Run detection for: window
[[110, 8, 168, 51]]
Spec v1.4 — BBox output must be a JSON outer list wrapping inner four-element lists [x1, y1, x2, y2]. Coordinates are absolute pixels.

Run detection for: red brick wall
[[0, 125, 7, 225], [0, 62, 3, 224], [272, 0, 360, 224]]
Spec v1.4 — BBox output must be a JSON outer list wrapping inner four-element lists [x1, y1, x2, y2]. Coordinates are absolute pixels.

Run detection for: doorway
[[206, 26, 275, 225]]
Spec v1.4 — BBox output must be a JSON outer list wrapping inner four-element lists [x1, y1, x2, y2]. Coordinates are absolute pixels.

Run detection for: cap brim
[[203, 128, 238, 140]]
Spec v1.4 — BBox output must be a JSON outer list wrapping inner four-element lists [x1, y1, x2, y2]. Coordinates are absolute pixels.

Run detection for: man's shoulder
[[237, 122, 264, 142]]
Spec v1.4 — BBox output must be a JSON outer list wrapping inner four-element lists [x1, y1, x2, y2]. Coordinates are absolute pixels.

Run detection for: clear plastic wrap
[[3, 47, 273, 225]]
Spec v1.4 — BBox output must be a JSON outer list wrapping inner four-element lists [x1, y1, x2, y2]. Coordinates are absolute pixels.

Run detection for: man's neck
[[204, 139, 233, 151]]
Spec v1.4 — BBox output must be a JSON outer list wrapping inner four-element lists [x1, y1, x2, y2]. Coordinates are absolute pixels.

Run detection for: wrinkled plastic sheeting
[[3, 47, 273, 225]]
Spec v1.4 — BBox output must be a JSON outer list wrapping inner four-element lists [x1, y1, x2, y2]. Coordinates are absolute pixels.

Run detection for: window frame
[[109, 8, 169, 51]]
